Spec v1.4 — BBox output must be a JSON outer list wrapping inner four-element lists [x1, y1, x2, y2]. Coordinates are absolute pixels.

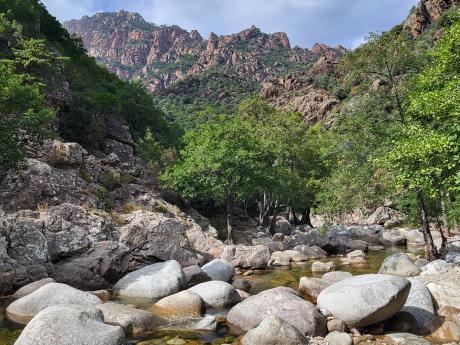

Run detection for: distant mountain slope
[[64, 11, 346, 93]]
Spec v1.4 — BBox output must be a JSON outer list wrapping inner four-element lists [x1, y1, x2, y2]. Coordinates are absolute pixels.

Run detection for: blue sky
[[41, 0, 419, 49]]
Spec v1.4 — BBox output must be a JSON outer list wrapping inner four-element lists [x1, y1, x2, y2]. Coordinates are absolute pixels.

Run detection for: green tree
[[380, 22, 460, 259], [0, 61, 55, 171], [161, 115, 275, 243]]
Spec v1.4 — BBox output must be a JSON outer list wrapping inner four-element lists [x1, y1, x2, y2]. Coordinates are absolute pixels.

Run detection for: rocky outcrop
[[0, 138, 223, 296], [64, 11, 345, 94], [404, 0, 459, 37], [260, 74, 339, 123]]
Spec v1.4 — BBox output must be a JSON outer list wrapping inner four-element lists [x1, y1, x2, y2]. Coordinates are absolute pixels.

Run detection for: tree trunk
[[300, 208, 313, 227], [269, 200, 279, 235], [258, 192, 271, 227], [226, 198, 234, 245], [416, 189, 439, 260], [440, 191, 451, 237]]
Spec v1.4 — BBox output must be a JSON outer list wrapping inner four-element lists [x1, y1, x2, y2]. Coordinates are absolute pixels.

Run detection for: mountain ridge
[[64, 11, 346, 93]]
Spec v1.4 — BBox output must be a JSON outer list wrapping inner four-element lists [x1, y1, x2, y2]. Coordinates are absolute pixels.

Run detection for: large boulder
[[12, 278, 55, 299], [188, 281, 241, 308], [153, 290, 205, 317], [7, 283, 101, 324], [427, 280, 460, 309], [317, 274, 411, 328], [118, 211, 207, 267], [220, 245, 270, 268], [272, 216, 293, 235], [201, 259, 235, 282], [420, 260, 452, 275], [381, 229, 407, 245], [96, 302, 160, 336], [401, 278, 435, 329], [270, 251, 292, 266], [242, 316, 309, 345], [227, 287, 327, 336], [45, 140, 85, 167], [378, 253, 421, 277], [113, 260, 185, 300], [293, 245, 327, 259], [14, 305, 124, 345], [366, 206, 391, 225], [298, 277, 330, 303]]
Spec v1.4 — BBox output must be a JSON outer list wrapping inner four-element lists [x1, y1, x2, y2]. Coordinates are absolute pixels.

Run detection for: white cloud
[[41, 0, 420, 48]]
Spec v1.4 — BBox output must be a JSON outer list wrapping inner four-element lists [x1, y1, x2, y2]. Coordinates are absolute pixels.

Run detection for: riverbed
[[0, 247, 424, 345]]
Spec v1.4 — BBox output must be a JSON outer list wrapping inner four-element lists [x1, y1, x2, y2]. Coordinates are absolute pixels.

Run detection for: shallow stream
[[0, 247, 424, 345]]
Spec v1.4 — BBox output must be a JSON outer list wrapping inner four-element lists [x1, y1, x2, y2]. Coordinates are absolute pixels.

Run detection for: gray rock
[[327, 318, 348, 333], [7, 283, 101, 324], [427, 280, 460, 309], [420, 259, 452, 275], [233, 279, 251, 292], [272, 216, 293, 235], [445, 252, 460, 264], [324, 331, 353, 345], [113, 260, 185, 300], [366, 206, 391, 225], [311, 261, 336, 273], [154, 290, 204, 317], [298, 277, 330, 303], [317, 274, 411, 328], [12, 278, 55, 299], [401, 278, 435, 329], [220, 245, 270, 268], [346, 239, 368, 252], [382, 229, 407, 245], [14, 305, 124, 345], [188, 281, 241, 308], [201, 259, 235, 282], [270, 251, 292, 266], [96, 302, 161, 336], [378, 253, 421, 277], [45, 140, 85, 167], [242, 316, 309, 345], [293, 245, 327, 259], [183, 265, 211, 288], [227, 287, 327, 337]]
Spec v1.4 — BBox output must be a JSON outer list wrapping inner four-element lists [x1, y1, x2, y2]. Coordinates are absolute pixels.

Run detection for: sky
[[40, 0, 420, 49]]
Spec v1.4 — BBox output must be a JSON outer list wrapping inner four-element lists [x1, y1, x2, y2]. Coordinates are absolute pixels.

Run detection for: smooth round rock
[[427, 280, 460, 309], [317, 274, 410, 328], [311, 261, 336, 273], [113, 260, 185, 300], [232, 279, 251, 292], [153, 290, 205, 317], [378, 253, 421, 277], [7, 283, 101, 324], [298, 277, 330, 303], [242, 316, 309, 345], [401, 278, 434, 329], [12, 278, 55, 299], [201, 259, 235, 282], [96, 302, 161, 336], [324, 331, 353, 345], [227, 287, 327, 337], [188, 281, 241, 308], [14, 305, 124, 345]]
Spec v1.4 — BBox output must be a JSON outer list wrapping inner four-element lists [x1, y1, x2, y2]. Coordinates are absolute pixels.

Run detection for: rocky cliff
[[64, 11, 346, 93]]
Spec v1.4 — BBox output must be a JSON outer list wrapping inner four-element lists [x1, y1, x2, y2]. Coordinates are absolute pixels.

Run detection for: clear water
[[0, 247, 425, 345]]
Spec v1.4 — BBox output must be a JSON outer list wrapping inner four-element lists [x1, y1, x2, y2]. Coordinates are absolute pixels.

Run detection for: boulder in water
[[242, 316, 309, 345], [317, 274, 411, 328]]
